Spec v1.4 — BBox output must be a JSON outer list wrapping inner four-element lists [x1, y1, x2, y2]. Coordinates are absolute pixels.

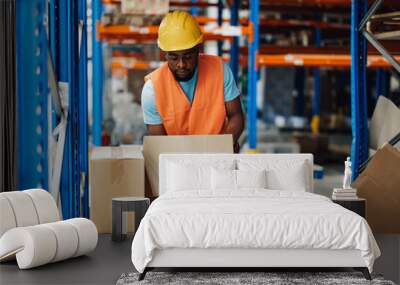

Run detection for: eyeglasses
[[165, 51, 197, 62]]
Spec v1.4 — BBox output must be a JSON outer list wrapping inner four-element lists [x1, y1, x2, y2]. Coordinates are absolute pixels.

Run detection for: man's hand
[[224, 96, 244, 153], [146, 124, 167, 135]]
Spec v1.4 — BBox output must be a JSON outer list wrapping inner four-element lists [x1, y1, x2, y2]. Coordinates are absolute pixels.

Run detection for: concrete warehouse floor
[[1, 167, 399, 285]]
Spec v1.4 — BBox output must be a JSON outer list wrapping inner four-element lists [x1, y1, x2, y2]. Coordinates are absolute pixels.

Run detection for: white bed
[[131, 154, 380, 280]]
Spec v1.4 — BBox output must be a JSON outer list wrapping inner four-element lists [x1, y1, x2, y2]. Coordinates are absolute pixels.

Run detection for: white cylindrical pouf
[[24, 189, 60, 224], [1, 192, 39, 227], [65, 218, 98, 257], [42, 221, 79, 263], [0, 196, 16, 238], [17, 226, 57, 269], [0, 226, 57, 269]]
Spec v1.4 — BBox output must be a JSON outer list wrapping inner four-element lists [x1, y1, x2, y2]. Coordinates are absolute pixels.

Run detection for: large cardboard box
[[353, 145, 400, 233], [90, 145, 144, 233], [143, 135, 233, 197]]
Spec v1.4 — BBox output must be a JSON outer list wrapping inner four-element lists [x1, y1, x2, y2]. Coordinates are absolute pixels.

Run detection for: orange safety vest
[[144, 54, 226, 135]]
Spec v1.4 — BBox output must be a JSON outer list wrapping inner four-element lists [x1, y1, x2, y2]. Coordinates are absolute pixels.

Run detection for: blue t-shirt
[[141, 62, 240, 125]]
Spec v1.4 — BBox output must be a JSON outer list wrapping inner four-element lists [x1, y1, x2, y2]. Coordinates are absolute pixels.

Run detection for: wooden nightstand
[[332, 198, 366, 218]]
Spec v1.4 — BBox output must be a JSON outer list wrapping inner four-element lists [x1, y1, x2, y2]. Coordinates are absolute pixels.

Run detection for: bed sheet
[[131, 190, 380, 273]]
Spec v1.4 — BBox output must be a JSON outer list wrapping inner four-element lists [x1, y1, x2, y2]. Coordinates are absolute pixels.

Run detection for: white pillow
[[167, 160, 235, 191], [266, 167, 307, 191], [237, 169, 267, 189], [211, 168, 267, 190], [237, 159, 309, 191], [211, 168, 236, 190]]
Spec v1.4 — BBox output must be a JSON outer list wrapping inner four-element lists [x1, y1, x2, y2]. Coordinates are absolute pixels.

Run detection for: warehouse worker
[[141, 11, 244, 152]]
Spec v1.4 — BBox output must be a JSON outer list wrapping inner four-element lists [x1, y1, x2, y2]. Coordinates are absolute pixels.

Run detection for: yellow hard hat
[[158, 11, 203, 52]]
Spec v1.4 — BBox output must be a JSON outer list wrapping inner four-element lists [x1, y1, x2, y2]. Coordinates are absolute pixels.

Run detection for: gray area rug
[[117, 271, 396, 285]]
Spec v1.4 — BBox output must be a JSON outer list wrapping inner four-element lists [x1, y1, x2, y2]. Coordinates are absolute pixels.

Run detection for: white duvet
[[131, 190, 380, 273]]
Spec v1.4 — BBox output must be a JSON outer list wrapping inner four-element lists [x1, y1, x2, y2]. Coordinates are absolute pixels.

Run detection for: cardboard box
[[369, 96, 400, 150], [353, 145, 400, 233], [143, 135, 233, 197], [90, 145, 144, 233]]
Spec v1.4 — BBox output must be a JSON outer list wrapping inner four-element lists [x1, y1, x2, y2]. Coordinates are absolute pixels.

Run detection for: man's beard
[[173, 69, 196, 82]]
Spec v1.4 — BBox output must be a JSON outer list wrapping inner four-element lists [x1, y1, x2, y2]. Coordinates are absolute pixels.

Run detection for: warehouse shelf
[[103, 0, 219, 7], [111, 50, 149, 58], [239, 0, 400, 16], [246, 0, 400, 181], [17, 0, 89, 218], [194, 17, 350, 30], [240, 0, 400, 8], [111, 59, 163, 75], [256, 53, 400, 67], [257, 19, 350, 30], [105, 0, 400, 7], [99, 17, 351, 46], [256, 0, 351, 6], [110, 56, 233, 74], [97, 23, 250, 41], [95, 0, 400, 185], [368, 11, 400, 40], [92, 0, 239, 146], [240, 44, 400, 55], [236, 49, 398, 68], [350, 0, 400, 180], [373, 30, 400, 40], [16, 0, 49, 191]]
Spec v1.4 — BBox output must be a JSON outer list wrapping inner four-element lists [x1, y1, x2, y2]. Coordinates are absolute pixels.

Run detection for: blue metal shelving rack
[[16, 0, 49, 191], [217, 0, 224, 56], [312, 28, 322, 123], [79, 0, 90, 218], [245, 0, 383, 176], [350, 0, 400, 180], [16, 0, 89, 218], [350, 0, 369, 181], [375, 69, 389, 99], [247, 0, 259, 150], [229, 0, 240, 83], [294, 68, 305, 117], [56, 0, 89, 218], [92, 0, 103, 146]]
